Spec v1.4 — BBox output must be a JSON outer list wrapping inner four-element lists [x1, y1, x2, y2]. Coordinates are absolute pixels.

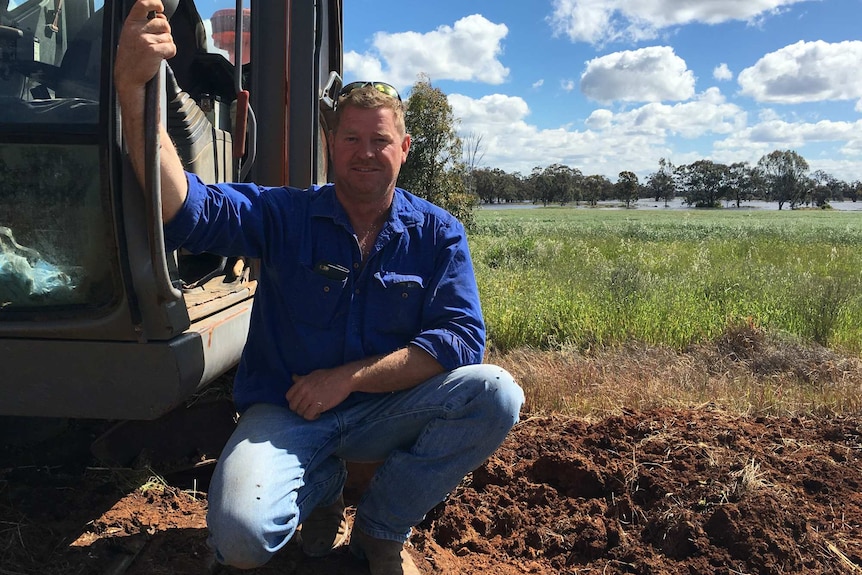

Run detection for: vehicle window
[[0, 0, 103, 125], [0, 143, 113, 309], [203, 1, 250, 65]]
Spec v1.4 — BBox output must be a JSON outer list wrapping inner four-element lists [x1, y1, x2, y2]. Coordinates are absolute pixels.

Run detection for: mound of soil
[[1, 406, 860, 574]]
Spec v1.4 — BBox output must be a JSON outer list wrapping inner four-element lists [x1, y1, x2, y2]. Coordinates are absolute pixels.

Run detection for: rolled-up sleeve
[[164, 173, 209, 252], [411, 221, 485, 370]]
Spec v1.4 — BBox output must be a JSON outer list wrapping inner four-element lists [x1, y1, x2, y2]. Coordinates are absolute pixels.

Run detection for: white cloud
[[449, 90, 862, 182], [449, 93, 531, 128], [450, 88, 746, 178], [585, 109, 614, 130], [344, 15, 509, 89], [728, 118, 862, 148], [589, 87, 747, 138], [580, 46, 695, 103], [532, 79, 545, 89], [548, 0, 810, 45], [713, 63, 733, 81], [738, 40, 862, 103], [714, 117, 862, 179], [343, 51, 387, 83], [561, 79, 577, 92]]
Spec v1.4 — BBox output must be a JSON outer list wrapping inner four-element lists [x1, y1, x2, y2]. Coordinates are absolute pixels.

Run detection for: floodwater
[[482, 199, 862, 212]]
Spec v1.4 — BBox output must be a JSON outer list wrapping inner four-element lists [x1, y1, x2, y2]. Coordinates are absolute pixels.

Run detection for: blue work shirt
[[165, 173, 486, 412]]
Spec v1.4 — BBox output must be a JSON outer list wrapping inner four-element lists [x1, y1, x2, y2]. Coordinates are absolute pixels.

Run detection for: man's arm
[[286, 345, 444, 421], [114, 0, 188, 223]]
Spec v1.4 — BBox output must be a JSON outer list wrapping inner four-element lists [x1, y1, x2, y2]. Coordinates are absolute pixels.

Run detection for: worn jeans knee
[[349, 363, 524, 541], [206, 404, 345, 568]]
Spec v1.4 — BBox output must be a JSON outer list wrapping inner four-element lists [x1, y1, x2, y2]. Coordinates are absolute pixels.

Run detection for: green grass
[[471, 207, 862, 354]]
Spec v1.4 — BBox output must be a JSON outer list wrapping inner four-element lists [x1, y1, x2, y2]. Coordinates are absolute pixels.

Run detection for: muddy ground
[[1, 403, 860, 575]]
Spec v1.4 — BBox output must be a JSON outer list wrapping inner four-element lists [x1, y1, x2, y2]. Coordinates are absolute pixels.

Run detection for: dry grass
[[489, 322, 862, 420]]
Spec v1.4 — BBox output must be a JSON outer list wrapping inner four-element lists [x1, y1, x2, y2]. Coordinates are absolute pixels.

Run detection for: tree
[[473, 167, 521, 204], [615, 171, 639, 208], [548, 163, 582, 206], [848, 180, 861, 202], [725, 162, 755, 208], [810, 170, 846, 207], [675, 160, 727, 207], [527, 164, 583, 206], [582, 174, 612, 206], [461, 131, 485, 199], [645, 158, 676, 206], [397, 75, 476, 225], [756, 150, 809, 210], [529, 166, 554, 206]]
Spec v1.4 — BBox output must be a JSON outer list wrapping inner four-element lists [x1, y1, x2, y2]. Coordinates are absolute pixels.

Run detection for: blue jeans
[[206, 363, 523, 568]]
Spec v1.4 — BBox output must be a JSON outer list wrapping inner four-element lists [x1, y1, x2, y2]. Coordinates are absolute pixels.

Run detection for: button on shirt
[[164, 173, 486, 412]]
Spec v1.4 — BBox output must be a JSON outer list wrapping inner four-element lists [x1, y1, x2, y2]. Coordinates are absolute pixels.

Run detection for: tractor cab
[[0, 0, 343, 419]]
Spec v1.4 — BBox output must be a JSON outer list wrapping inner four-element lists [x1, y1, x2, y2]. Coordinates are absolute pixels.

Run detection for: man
[[115, 2, 523, 574]]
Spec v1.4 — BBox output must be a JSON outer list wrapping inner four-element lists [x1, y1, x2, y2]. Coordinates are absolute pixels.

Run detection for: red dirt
[[2, 406, 861, 574]]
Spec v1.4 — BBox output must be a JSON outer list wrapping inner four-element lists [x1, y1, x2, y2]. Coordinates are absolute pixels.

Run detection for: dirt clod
[[2, 406, 861, 574]]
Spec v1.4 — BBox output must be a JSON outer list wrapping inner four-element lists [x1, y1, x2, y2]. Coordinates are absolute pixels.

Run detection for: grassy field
[[471, 206, 862, 417], [472, 206, 862, 353]]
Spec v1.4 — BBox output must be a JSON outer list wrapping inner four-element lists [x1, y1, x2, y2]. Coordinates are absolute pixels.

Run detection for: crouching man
[[114, 2, 524, 573]]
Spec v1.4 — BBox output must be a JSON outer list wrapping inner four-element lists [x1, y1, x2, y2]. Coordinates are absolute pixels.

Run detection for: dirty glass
[[0, 143, 113, 309], [0, 1, 112, 310]]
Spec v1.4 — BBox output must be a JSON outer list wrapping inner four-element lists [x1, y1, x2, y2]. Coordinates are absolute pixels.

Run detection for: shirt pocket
[[287, 264, 347, 328], [369, 271, 426, 335]]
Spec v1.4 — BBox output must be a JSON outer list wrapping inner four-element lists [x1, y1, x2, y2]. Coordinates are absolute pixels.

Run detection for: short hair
[[332, 86, 406, 136]]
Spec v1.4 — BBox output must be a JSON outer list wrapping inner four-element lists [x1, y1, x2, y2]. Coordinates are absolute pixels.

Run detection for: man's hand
[[286, 367, 354, 421], [285, 346, 445, 421], [115, 0, 176, 90], [113, 0, 188, 223]]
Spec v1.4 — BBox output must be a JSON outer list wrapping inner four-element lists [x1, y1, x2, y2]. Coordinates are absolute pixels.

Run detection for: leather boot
[[349, 529, 420, 575], [299, 494, 350, 557]]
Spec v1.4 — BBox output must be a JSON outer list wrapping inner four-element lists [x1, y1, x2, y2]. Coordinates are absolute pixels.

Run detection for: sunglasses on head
[[338, 81, 401, 101]]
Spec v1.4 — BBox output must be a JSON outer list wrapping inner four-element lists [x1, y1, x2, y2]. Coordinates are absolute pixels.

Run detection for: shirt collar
[[309, 184, 424, 232]]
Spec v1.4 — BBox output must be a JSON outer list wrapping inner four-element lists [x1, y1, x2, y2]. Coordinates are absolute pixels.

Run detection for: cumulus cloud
[[587, 87, 747, 138], [585, 109, 614, 130], [548, 0, 810, 45], [449, 88, 747, 178], [747, 118, 862, 146], [532, 79, 545, 89], [343, 51, 387, 84], [344, 15, 509, 89], [714, 116, 862, 175], [449, 93, 531, 128], [713, 63, 733, 81], [738, 40, 862, 103], [452, 85, 861, 181], [580, 46, 695, 103]]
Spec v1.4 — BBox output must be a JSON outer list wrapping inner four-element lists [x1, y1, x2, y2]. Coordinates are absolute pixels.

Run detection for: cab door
[[0, 0, 343, 419]]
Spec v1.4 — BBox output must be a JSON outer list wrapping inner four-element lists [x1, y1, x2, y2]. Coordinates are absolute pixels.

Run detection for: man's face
[[329, 106, 410, 205]]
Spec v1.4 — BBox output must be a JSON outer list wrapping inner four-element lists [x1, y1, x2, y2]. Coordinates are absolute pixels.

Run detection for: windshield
[[199, 1, 250, 64]]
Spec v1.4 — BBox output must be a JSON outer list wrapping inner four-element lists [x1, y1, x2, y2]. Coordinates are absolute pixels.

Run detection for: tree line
[[474, 152, 861, 210], [395, 77, 861, 219]]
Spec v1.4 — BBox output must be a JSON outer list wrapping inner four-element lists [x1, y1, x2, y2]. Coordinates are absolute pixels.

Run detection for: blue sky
[[340, 0, 862, 183], [187, 0, 862, 183]]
